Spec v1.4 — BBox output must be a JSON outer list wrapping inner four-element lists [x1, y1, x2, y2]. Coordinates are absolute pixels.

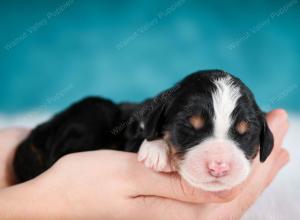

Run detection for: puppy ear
[[123, 98, 166, 142], [126, 86, 179, 141], [259, 117, 274, 162], [143, 102, 166, 140]]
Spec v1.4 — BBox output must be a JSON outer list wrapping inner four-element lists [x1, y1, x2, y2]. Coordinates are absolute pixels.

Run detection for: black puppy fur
[[13, 70, 274, 183]]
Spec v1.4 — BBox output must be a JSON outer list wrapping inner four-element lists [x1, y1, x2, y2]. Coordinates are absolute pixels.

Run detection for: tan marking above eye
[[189, 115, 205, 129], [236, 121, 249, 134]]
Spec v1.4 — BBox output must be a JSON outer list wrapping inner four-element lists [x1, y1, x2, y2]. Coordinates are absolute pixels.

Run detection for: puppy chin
[[179, 167, 250, 192]]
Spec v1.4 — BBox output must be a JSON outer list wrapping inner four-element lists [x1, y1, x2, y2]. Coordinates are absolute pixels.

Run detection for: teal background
[[0, 0, 299, 114]]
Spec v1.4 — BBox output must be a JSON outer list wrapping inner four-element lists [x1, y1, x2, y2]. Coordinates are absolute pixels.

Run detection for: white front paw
[[138, 139, 172, 172]]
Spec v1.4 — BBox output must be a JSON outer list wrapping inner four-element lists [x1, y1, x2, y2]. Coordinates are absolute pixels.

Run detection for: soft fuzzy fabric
[[1, 113, 299, 219]]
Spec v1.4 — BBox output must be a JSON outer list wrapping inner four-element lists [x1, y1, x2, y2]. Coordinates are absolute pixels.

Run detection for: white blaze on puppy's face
[[179, 76, 251, 191], [211, 76, 241, 139]]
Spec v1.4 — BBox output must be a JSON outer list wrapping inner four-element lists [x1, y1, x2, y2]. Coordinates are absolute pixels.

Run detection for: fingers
[[265, 148, 289, 187], [261, 109, 289, 172], [266, 109, 289, 150], [249, 109, 290, 186], [250, 109, 289, 169]]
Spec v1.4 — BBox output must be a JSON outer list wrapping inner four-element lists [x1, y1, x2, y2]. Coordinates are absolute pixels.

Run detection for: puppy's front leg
[[137, 139, 173, 172]]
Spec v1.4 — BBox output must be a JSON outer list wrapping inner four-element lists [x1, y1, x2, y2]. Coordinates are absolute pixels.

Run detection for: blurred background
[[0, 0, 299, 219], [0, 0, 299, 116]]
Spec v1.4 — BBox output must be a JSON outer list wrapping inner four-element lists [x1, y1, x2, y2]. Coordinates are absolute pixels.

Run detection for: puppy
[[13, 70, 273, 192]]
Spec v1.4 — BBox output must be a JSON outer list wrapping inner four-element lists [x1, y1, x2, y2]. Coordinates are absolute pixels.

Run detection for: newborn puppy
[[13, 70, 273, 192], [131, 70, 274, 191]]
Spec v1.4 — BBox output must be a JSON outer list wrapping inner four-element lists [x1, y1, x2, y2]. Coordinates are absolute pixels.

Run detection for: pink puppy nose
[[208, 161, 230, 177]]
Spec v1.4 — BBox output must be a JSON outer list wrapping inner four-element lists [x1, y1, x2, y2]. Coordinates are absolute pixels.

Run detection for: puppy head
[[139, 70, 274, 191]]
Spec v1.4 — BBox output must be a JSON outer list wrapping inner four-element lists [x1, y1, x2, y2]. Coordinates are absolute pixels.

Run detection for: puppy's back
[[13, 97, 125, 183]]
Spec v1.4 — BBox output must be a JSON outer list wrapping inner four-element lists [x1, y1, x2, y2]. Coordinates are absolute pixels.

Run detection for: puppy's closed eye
[[236, 120, 249, 135], [189, 115, 205, 130]]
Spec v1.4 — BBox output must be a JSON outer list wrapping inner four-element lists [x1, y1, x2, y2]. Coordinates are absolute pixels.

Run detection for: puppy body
[[14, 97, 132, 181], [14, 70, 274, 191]]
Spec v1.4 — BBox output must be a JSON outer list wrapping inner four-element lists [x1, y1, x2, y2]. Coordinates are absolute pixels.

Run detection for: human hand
[[15, 109, 287, 220], [0, 128, 30, 188], [0, 109, 289, 220]]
